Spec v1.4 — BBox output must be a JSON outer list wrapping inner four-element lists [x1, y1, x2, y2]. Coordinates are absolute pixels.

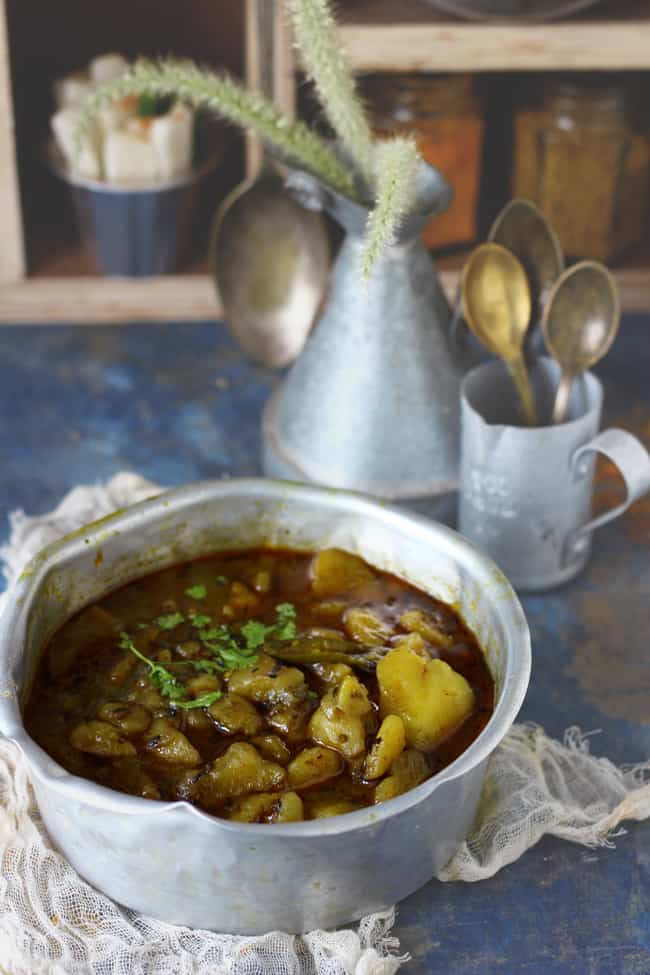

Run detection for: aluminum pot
[[0, 479, 530, 935]]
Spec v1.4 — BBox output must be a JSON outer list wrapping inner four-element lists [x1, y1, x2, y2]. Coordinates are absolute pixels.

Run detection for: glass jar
[[513, 78, 650, 262], [362, 73, 484, 250]]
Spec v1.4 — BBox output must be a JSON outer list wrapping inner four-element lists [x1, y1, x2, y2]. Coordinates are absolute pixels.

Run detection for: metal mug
[[459, 357, 650, 591]]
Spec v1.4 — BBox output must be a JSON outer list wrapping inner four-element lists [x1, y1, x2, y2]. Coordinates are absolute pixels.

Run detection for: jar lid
[[541, 76, 630, 114], [361, 73, 479, 121]]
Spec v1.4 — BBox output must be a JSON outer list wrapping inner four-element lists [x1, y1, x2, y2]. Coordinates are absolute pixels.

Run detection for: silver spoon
[[542, 261, 620, 425], [209, 0, 329, 368]]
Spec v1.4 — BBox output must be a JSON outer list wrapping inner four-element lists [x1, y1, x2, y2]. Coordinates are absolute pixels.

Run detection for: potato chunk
[[222, 581, 259, 619], [228, 791, 304, 823], [208, 693, 263, 736], [97, 701, 151, 736], [70, 720, 136, 758], [377, 643, 474, 750], [251, 734, 291, 765], [197, 742, 286, 808], [336, 675, 372, 717], [186, 674, 223, 697], [311, 661, 353, 687], [364, 714, 406, 780], [288, 746, 344, 790], [266, 701, 313, 747], [373, 750, 430, 803], [311, 549, 375, 597], [144, 718, 202, 767], [344, 607, 391, 645], [308, 675, 372, 760], [227, 653, 306, 708], [305, 793, 363, 819], [399, 609, 454, 649]]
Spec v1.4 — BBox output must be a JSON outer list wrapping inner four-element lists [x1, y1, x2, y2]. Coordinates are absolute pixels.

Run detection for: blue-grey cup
[[49, 144, 222, 277], [459, 357, 650, 591]]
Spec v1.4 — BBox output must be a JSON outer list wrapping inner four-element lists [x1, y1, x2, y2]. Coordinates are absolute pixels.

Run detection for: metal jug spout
[[263, 159, 466, 500]]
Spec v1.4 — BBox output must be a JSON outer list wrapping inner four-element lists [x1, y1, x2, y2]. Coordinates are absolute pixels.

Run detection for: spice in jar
[[513, 77, 650, 263], [362, 74, 484, 250]]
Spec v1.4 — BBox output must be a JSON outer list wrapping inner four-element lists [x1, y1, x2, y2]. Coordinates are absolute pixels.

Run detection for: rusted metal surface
[[0, 314, 647, 971]]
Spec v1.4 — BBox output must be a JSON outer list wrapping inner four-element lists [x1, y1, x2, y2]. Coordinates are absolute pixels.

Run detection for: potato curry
[[24, 548, 494, 823]]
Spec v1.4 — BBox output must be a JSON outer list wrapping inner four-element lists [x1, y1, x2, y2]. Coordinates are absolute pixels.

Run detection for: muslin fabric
[[0, 474, 648, 975]]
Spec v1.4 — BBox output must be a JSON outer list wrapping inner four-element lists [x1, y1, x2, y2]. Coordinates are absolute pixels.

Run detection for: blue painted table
[[0, 315, 648, 974]]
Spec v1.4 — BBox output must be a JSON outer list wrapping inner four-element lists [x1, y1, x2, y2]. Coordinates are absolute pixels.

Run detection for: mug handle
[[565, 428, 650, 562]]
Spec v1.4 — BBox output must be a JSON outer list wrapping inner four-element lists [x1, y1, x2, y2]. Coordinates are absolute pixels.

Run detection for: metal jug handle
[[565, 428, 650, 562]]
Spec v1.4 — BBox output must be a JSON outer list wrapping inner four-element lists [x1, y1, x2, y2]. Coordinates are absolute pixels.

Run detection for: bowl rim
[[0, 477, 531, 837]]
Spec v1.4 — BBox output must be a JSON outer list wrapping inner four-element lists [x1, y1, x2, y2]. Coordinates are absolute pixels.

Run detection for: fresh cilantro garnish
[[119, 632, 187, 702], [189, 613, 211, 629], [241, 619, 274, 650], [274, 602, 297, 640], [207, 641, 257, 670], [197, 626, 227, 642], [216, 575, 229, 585], [155, 612, 185, 630], [185, 585, 207, 600], [172, 690, 222, 710], [136, 622, 150, 630], [188, 658, 224, 675], [239, 603, 297, 650]]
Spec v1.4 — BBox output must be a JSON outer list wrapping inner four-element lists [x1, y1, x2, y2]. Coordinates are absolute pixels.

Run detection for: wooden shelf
[[337, 0, 650, 72], [0, 260, 648, 323]]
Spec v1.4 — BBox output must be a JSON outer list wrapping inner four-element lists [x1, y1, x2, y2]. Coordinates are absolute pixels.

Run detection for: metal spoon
[[461, 243, 538, 426], [488, 198, 564, 335], [211, 172, 329, 367], [542, 261, 620, 425], [209, 0, 329, 368]]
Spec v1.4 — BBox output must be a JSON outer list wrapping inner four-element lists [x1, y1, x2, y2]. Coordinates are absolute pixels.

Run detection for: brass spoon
[[488, 198, 564, 332], [542, 261, 620, 425], [461, 243, 538, 426]]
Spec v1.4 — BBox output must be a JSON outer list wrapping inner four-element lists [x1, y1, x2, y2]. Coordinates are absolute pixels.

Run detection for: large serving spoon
[[488, 198, 563, 336], [210, 0, 329, 368], [461, 243, 538, 426], [542, 261, 620, 425]]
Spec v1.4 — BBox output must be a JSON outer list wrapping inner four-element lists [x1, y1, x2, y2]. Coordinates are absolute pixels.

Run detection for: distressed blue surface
[[0, 315, 648, 974]]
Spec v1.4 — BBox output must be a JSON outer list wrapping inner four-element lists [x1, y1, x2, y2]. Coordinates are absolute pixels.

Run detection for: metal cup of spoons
[[542, 260, 620, 425], [461, 242, 539, 426]]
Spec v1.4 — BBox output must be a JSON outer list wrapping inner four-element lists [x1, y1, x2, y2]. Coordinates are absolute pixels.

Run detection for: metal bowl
[[421, 0, 602, 21], [0, 479, 530, 934]]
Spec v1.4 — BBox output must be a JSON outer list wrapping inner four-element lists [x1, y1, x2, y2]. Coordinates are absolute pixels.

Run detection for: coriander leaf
[[118, 632, 187, 702], [216, 575, 229, 585], [136, 622, 150, 630], [155, 612, 185, 630], [172, 690, 222, 710], [204, 640, 258, 671], [241, 620, 274, 650], [197, 626, 229, 642], [274, 602, 297, 640], [189, 658, 224, 674], [189, 613, 211, 629], [185, 584, 207, 600]]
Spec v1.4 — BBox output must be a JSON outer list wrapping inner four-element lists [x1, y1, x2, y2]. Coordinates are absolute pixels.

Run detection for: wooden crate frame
[[2, 0, 650, 322]]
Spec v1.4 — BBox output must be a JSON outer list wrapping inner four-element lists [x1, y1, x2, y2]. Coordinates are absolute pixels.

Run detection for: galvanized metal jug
[[263, 162, 467, 499]]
